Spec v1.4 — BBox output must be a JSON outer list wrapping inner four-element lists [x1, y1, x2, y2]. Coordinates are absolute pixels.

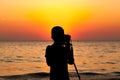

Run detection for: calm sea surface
[[0, 41, 120, 76]]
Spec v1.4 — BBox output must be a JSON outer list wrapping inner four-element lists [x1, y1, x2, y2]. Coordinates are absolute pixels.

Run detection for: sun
[[28, 7, 90, 31], [25, 0, 91, 40]]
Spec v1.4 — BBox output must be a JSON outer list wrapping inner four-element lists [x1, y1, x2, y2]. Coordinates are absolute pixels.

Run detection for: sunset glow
[[0, 0, 120, 40]]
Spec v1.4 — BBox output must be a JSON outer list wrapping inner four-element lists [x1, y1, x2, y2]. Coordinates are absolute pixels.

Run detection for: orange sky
[[0, 0, 120, 40]]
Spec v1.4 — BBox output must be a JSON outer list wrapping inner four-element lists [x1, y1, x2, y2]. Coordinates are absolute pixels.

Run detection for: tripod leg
[[74, 63, 81, 80]]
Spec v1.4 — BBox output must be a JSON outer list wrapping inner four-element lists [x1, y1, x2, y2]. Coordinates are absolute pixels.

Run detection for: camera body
[[64, 34, 74, 64], [64, 34, 71, 43]]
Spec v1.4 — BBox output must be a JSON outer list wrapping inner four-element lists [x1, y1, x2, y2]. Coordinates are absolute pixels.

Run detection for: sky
[[0, 0, 120, 40]]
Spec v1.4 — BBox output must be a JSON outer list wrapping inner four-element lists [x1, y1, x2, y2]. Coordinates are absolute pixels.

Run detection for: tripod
[[65, 34, 81, 80], [71, 44, 81, 80], [74, 63, 81, 80]]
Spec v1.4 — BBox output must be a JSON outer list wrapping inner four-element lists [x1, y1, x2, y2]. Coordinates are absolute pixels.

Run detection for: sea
[[0, 40, 120, 76]]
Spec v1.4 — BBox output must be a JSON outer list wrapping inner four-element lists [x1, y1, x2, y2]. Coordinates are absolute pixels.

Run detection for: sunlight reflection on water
[[0, 41, 120, 76]]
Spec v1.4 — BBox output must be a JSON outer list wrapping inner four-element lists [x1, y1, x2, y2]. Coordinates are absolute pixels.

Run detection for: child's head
[[51, 26, 64, 43]]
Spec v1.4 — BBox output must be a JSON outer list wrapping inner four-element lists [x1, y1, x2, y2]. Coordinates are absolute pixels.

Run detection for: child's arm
[[45, 46, 51, 66]]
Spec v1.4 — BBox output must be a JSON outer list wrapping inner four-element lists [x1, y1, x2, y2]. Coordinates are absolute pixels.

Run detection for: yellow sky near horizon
[[0, 0, 120, 40]]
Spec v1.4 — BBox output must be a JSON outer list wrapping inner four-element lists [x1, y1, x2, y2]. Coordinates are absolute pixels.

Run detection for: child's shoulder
[[46, 45, 55, 52], [46, 45, 53, 49]]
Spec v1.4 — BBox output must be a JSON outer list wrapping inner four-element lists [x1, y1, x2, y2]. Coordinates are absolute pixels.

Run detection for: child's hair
[[51, 26, 64, 41]]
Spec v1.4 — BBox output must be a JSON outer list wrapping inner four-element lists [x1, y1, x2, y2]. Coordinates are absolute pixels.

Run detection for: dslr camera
[[64, 34, 71, 43]]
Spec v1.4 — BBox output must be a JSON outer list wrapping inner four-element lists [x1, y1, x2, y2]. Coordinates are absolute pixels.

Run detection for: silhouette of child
[[45, 26, 74, 80]]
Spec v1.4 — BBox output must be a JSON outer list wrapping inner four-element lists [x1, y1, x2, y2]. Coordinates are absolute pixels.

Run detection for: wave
[[0, 72, 120, 80], [0, 72, 49, 78], [111, 72, 120, 76], [0, 72, 103, 77]]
